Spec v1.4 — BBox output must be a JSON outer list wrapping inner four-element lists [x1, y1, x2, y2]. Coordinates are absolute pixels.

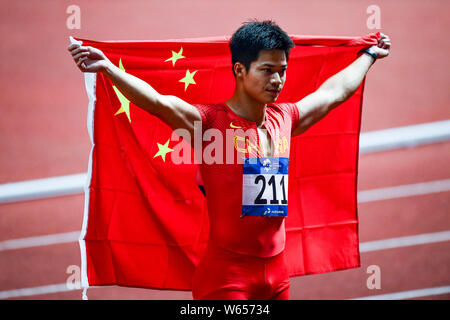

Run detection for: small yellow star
[[113, 59, 131, 122], [179, 69, 197, 91], [153, 139, 173, 162], [164, 47, 185, 66]]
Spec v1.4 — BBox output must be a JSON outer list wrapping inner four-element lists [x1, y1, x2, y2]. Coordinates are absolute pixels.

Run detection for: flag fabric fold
[[77, 32, 379, 290]]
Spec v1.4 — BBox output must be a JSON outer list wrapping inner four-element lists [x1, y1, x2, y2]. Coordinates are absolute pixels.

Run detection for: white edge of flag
[[72, 35, 96, 295]]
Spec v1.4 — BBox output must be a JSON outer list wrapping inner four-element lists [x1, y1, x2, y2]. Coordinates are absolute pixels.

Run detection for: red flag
[[77, 33, 379, 290]]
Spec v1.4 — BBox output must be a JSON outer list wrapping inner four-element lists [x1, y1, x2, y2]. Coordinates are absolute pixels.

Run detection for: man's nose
[[270, 72, 282, 86]]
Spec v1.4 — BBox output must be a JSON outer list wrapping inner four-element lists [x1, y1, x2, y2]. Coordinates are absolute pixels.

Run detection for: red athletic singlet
[[194, 102, 299, 257]]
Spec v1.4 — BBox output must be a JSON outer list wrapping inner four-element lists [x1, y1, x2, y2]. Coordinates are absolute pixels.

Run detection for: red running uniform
[[192, 102, 299, 299]]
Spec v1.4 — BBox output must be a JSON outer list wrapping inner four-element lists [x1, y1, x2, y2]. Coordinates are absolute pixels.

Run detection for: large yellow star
[[179, 70, 197, 91], [164, 47, 185, 66], [113, 59, 131, 122], [153, 139, 173, 162]]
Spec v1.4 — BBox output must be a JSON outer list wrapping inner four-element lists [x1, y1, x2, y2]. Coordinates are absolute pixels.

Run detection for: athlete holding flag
[[68, 20, 391, 299]]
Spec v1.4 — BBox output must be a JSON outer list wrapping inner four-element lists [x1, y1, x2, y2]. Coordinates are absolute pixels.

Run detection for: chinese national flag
[[77, 33, 379, 290]]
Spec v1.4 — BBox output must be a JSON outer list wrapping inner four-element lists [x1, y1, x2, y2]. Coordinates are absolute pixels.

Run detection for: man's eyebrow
[[260, 63, 288, 68]]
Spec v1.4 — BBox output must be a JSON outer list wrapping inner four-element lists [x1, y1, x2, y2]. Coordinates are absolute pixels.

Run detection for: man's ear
[[233, 62, 246, 78]]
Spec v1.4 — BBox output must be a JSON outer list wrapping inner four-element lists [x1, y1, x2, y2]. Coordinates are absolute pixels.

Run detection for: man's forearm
[[102, 61, 164, 114], [320, 53, 375, 107]]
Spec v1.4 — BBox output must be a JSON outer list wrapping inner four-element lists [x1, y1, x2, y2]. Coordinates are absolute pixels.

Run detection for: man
[[68, 20, 391, 300]]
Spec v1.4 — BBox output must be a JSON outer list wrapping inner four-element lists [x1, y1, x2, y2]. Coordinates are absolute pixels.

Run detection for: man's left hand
[[370, 33, 391, 59]]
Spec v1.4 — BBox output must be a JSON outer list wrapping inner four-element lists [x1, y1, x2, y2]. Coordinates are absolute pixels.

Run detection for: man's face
[[241, 49, 287, 104]]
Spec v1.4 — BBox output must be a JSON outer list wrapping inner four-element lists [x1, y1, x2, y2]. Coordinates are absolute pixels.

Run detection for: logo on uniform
[[262, 158, 272, 172], [229, 122, 242, 129]]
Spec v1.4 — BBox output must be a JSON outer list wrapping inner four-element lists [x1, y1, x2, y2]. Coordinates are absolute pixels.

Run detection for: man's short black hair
[[229, 20, 295, 77]]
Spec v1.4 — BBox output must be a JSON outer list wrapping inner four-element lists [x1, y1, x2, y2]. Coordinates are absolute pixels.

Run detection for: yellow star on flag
[[179, 70, 198, 91], [113, 59, 131, 122], [165, 47, 185, 66], [153, 139, 173, 162]]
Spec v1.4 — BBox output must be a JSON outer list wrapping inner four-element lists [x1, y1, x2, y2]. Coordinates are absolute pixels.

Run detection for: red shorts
[[192, 242, 290, 300]]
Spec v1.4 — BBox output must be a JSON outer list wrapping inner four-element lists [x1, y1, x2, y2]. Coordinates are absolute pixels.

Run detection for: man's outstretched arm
[[292, 33, 391, 136], [67, 42, 201, 135]]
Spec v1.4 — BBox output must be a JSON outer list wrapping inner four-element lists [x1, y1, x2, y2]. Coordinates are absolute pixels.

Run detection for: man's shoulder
[[268, 102, 298, 115], [268, 102, 300, 130], [194, 102, 225, 108], [193, 103, 227, 125], [194, 103, 226, 113], [269, 102, 296, 109]]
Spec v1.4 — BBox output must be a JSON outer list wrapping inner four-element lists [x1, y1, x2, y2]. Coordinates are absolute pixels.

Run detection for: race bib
[[242, 157, 289, 217]]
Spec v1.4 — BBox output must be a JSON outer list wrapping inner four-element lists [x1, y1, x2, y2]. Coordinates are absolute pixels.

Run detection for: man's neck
[[225, 92, 266, 127]]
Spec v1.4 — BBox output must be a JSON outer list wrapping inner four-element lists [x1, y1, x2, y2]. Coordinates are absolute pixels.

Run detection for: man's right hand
[[67, 43, 110, 73]]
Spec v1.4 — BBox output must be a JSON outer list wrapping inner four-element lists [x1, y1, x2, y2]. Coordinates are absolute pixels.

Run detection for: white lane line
[[1, 173, 449, 206], [358, 179, 450, 203], [359, 231, 450, 252], [351, 286, 450, 300], [0, 120, 449, 204], [0, 283, 75, 300], [0, 179, 447, 251], [0, 231, 79, 251], [0, 231, 448, 299], [1, 230, 449, 253], [0, 173, 86, 204], [359, 119, 450, 154], [1, 282, 448, 300]]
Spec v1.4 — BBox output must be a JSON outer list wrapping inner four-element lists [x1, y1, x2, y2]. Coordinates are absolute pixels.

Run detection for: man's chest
[[203, 108, 293, 160], [257, 126, 273, 157]]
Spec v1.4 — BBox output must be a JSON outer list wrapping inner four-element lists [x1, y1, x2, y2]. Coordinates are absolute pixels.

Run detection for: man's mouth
[[266, 88, 281, 95]]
